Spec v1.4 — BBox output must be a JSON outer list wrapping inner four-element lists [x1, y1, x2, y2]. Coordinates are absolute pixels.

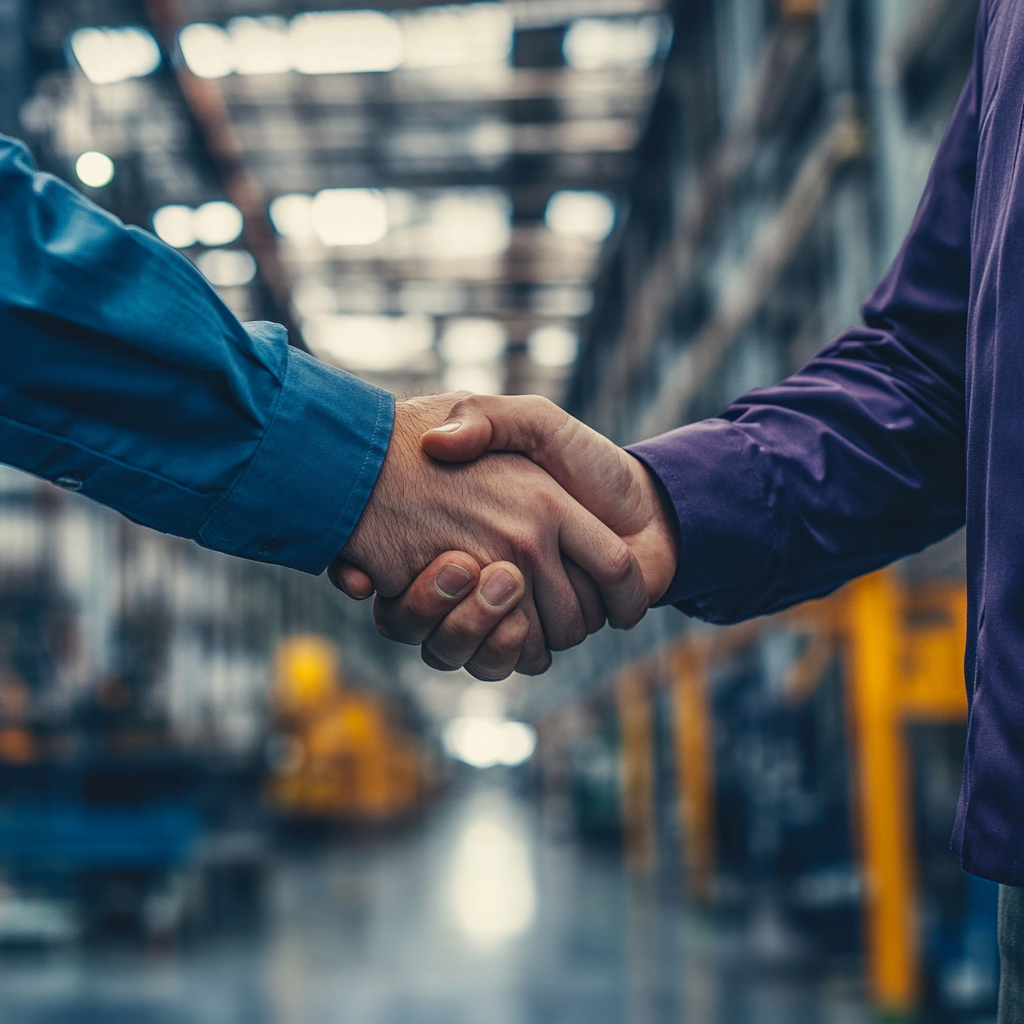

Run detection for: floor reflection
[[0, 781, 869, 1024]]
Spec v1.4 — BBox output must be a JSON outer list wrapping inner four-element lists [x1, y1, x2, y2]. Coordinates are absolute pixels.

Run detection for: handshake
[[330, 392, 679, 680]]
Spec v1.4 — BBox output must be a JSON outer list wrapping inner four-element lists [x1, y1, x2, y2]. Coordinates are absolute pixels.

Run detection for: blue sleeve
[[627, 27, 979, 623], [0, 134, 394, 574]]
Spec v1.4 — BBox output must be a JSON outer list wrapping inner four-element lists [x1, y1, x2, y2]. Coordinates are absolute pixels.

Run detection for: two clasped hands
[[329, 392, 679, 680]]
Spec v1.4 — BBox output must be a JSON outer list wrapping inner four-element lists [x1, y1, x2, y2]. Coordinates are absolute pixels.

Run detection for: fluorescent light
[[75, 151, 114, 188], [528, 325, 579, 367], [401, 4, 512, 69], [440, 319, 506, 365], [425, 190, 511, 257], [563, 16, 666, 71], [178, 23, 234, 79], [269, 193, 316, 242], [152, 205, 197, 248], [442, 364, 504, 395], [443, 718, 537, 768], [290, 11, 403, 75], [70, 26, 161, 85], [196, 250, 257, 287], [194, 201, 244, 246], [227, 16, 292, 76], [312, 189, 388, 247], [545, 190, 616, 241], [303, 314, 433, 372]]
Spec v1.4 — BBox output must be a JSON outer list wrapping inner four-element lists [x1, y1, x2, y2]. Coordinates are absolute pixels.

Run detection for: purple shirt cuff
[[627, 420, 773, 618]]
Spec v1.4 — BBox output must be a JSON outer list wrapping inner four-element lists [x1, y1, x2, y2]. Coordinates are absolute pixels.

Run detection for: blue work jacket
[[0, 134, 394, 574], [631, 0, 1024, 885]]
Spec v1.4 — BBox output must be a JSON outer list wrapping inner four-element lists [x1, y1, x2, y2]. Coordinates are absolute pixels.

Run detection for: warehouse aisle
[[0, 781, 868, 1024]]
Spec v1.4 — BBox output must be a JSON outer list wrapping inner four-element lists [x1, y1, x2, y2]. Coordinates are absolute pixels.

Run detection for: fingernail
[[429, 421, 462, 434], [481, 570, 518, 608], [435, 564, 472, 598]]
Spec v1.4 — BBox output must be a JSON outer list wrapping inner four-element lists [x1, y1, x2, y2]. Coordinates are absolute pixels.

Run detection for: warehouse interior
[[0, 0, 991, 1021]]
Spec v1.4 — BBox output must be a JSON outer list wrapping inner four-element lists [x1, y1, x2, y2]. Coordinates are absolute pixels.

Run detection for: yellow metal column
[[671, 643, 715, 902], [617, 667, 657, 876], [846, 571, 919, 1016]]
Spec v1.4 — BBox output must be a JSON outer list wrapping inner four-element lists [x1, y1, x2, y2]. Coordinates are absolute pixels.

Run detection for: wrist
[[632, 459, 680, 604]]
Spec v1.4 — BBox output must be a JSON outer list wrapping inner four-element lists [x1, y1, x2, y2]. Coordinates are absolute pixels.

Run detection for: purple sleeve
[[628, 45, 979, 624]]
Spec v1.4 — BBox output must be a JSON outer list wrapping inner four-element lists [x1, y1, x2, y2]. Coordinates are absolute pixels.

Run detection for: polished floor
[[0, 781, 871, 1024]]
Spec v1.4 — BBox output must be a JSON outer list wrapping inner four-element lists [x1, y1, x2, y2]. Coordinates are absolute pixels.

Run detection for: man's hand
[[336, 395, 679, 679], [330, 394, 649, 674], [422, 395, 679, 603]]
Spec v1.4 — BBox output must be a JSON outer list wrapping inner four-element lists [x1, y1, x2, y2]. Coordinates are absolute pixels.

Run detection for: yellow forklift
[[266, 636, 425, 824]]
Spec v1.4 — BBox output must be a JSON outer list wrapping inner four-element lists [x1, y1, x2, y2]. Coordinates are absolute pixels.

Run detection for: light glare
[[227, 16, 292, 76], [196, 250, 257, 287], [528, 325, 578, 368], [312, 189, 388, 247], [75, 151, 114, 189], [194, 201, 244, 246], [440, 319, 506, 366], [70, 26, 161, 85], [545, 190, 616, 242], [401, 4, 512, 69], [443, 717, 537, 768], [426, 190, 511, 257], [269, 193, 316, 242], [304, 315, 433, 372], [290, 11, 403, 75], [449, 812, 536, 945], [563, 16, 665, 71], [178, 23, 234, 79], [152, 206, 197, 248]]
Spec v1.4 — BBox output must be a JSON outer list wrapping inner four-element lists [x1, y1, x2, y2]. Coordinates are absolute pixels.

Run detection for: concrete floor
[[0, 781, 870, 1024]]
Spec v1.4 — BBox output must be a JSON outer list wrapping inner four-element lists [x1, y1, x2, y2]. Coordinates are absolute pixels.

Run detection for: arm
[[0, 135, 648, 658], [353, 29, 980, 666], [632, 43, 977, 622], [0, 133, 391, 573]]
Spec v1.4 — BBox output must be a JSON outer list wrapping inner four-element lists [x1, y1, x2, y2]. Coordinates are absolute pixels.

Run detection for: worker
[[0, 132, 651, 674], [337, 2, 1024, 1017]]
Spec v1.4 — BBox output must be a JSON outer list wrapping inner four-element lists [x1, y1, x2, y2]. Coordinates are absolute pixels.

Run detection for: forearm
[[629, 328, 966, 622], [0, 134, 394, 572], [630, 48, 977, 623]]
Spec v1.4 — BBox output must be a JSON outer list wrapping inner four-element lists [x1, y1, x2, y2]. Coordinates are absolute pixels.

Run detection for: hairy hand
[[335, 395, 679, 679], [331, 394, 648, 675]]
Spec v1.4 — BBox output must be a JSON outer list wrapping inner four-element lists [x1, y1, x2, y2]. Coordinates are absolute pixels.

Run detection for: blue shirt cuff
[[198, 344, 394, 574]]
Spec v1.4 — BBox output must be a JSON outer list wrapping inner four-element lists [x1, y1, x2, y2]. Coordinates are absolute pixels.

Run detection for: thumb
[[327, 556, 375, 600], [422, 395, 639, 533], [420, 405, 495, 462]]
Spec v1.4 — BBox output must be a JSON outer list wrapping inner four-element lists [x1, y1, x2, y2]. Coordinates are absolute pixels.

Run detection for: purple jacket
[[629, 0, 1024, 886]]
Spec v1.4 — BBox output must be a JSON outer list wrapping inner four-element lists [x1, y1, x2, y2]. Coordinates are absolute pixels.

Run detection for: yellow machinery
[[610, 570, 968, 1019], [267, 636, 424, 823]]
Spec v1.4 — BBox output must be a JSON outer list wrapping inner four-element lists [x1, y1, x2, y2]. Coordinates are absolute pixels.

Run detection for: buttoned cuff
[[199, 344, 394, 574], [627, 420, 773, 616]]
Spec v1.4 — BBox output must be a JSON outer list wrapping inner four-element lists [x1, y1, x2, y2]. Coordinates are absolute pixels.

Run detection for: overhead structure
[[22, 0, 672, 401]]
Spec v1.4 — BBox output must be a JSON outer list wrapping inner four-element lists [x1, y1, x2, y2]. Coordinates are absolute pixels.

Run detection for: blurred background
[[0, 0, 988, 1021]]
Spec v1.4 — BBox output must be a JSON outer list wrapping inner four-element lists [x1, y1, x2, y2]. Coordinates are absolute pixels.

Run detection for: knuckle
[[510, 529, 542, 565], [421, 646, 459, 672], [604, 542, 637, 586], [373, 603, 422, 645], [372, 605, 397, 643], [467, 664, 513, 682], [516, 649, 552, 676], [548, 618, 586, 653]]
